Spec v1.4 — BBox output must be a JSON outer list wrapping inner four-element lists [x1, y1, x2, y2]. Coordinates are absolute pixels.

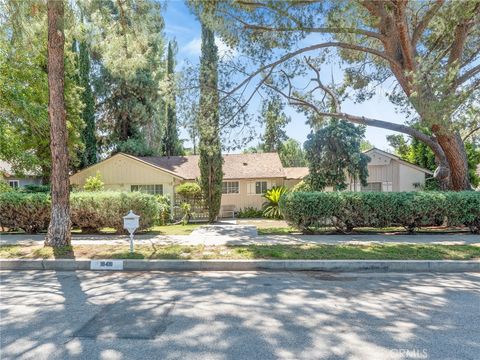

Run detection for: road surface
[[1, 271, 479, 359]]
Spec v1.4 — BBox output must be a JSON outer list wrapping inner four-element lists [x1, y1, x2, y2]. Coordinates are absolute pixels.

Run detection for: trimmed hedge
[[0, 192, 50, 233], [0, 191, 160, 233], [279, 191, 480, 234], [71, 192, 159, 232]]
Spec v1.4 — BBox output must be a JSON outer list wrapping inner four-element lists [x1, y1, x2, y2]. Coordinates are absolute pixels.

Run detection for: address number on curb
[[90, 260, 124, 271]]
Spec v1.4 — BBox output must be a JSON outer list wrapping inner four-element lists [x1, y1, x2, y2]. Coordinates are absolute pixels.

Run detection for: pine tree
[[45, 0, 71, 247], [161, 41, 182, 156], [78, 37, 96, 167], [199, 22, 223, 223]]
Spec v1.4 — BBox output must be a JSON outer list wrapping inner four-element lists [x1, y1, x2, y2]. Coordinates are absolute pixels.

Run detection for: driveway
[[1, 271, 479, 359]]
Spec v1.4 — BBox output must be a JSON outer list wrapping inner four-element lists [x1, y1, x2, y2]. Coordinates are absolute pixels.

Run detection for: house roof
[[284, 167, 309, 180], [364, 148, 434, 175], [137, 152, 286, 180]]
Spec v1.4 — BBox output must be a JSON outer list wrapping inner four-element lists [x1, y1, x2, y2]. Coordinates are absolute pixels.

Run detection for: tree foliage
[[84, 0, 166, 156], [76, 34, 97, 167], [0, 0, 84, 179], [278, 138, 307, 167], [198, 20, 223, 223], [304, 120, 370, 191], [260, 96, 290, 152], [200, 0, 480, 190], [161, 41, 183, 156]]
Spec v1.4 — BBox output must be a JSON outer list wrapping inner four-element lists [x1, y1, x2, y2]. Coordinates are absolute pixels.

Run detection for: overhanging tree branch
[[227, 42, 400, 96]]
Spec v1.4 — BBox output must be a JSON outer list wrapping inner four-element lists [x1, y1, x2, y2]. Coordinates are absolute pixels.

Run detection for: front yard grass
[[1, 244, 479, 260]]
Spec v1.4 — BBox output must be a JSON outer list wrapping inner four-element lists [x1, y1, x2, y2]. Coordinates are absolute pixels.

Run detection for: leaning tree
[[199, 0, 480, 190]]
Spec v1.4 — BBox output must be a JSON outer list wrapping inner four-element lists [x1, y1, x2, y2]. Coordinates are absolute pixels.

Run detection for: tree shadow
[[1, 271, 479, 359]]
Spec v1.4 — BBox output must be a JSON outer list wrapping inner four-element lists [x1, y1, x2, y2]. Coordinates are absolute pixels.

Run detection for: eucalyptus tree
[[199, 0, 480, 190]]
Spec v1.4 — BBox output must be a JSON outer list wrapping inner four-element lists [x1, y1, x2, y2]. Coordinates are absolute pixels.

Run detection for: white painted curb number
[[90, 260, 124, 270]]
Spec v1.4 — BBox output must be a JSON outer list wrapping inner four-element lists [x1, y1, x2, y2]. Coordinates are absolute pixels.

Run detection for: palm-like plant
[[262, 186, 289, 219]]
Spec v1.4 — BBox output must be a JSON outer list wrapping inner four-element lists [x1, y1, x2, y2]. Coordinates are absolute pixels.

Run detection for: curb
[[1, 259, 479, 272]]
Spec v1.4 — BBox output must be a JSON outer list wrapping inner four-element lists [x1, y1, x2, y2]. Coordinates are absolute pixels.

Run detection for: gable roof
[[137, 152, 285, 180], [284, 167, 309, 180], [364, 148, 434, 175]]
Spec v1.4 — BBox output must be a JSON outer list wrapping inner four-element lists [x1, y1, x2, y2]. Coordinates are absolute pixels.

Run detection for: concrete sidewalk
[[1, 231, 478, 246]]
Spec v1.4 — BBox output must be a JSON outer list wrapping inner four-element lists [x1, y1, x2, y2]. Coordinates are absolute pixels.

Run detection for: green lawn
[[1, 244, 479, 260]]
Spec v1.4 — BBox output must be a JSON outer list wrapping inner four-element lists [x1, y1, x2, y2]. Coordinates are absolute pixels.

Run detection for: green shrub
[[0, 192, 50, 233], [176, 182, 202, 198], [291, 180, 312, 192], [155, 195, 171, 225], [0, 191, 160, 234], [263, 186, 289, 219], [83, 172, 104, 192], [70, 192, 159, 232], [280, 191, 480, 234], [236, 207, 264, 218], [20, 184, 50, 193], [0, 181, 13, 193], [180, 202, 192, 225]]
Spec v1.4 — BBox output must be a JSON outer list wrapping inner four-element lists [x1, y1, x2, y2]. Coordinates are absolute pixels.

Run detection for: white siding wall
[[398, 164, 426, 191], [70, 155, 176, 198], [220, 178, 284, 210]]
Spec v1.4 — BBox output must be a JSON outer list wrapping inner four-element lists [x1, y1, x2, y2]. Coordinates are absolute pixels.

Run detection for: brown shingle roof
[[137, 152, 285, 180], [284, 167, 309, 179]]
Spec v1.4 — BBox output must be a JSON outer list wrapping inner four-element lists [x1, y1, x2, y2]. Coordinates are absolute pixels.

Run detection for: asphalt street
[[0, 271, 479, 360]]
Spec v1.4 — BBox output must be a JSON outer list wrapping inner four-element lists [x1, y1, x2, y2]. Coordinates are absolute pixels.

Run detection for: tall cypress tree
[[199, 22, 222, 223], [78, 37, 96, 167], [161, 41, 181, 156]]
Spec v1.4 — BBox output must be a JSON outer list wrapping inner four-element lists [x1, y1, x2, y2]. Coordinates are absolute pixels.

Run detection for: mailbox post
[[123, 210, 140, 254]]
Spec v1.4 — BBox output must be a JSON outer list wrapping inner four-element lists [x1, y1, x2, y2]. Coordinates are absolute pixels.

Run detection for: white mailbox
[[123, 210, 140, 253]]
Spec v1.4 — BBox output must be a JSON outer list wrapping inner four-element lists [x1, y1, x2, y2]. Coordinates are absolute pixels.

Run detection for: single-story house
[[0, 161, 43, 189], [70, 148, 433, 213]]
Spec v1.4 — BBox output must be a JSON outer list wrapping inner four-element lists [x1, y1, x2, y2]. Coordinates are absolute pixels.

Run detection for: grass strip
[[1, 244, 479, 260]]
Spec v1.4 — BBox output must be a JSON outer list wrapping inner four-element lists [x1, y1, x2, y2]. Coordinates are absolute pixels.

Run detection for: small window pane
[[131, 184, 163, 195], [255, 181, 267, 194], [9, 180, 19, 188], [222, 181, 239, 194]]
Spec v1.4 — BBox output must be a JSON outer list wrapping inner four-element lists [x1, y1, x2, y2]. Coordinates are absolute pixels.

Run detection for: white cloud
[[181, 37, 237, 57]]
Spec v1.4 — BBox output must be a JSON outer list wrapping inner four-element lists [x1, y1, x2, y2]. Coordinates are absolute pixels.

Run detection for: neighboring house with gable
[[0, 161, 43, 189], [70, 148, 433, 213]]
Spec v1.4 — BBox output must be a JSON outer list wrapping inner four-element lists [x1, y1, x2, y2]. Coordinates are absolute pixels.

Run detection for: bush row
[[0, 191, 161, 233], [279, 191, 480, 234]]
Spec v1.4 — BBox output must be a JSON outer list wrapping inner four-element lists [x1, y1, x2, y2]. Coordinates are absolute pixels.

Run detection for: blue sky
[[163, 0, 407, 152]]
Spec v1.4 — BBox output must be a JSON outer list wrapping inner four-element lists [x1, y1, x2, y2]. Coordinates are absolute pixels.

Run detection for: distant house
[[0, 161, 43, 189], [352, 148, 433, 192], [70, 148, 433, 212]]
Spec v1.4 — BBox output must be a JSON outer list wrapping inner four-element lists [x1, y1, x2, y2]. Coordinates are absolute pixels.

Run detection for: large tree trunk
[[436, 132, 471, 191], [45, 0, 71, 247]]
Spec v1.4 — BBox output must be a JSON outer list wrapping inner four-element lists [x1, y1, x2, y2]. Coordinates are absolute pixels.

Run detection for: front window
[[131, 184, 163, 195], [8, 180, 19, 188], [255, 181, 268, 194], [222, 181, 239, 194], [361, 182, 382, 192]]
